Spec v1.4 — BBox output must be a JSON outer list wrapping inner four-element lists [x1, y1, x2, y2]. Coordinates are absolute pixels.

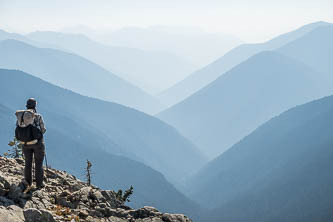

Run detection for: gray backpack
[[15, 110, 42, 142], [16, 110, 35, 127]]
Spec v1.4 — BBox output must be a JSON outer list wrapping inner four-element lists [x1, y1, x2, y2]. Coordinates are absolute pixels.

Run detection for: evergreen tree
[[4, 138, 24, 159]]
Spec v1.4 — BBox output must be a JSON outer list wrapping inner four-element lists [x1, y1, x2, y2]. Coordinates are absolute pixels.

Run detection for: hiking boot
[[20, 180, 30, 190], [36, 183, 45, 189], [23, 185, 34, 194]]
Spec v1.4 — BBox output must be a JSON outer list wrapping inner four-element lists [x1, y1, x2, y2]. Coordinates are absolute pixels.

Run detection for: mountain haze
[[96, 26, 242, 68], [0, 29, 64, 50], [0, 39, 163, 114], [0, 68, 206, 192], [189, 94, 333, 222], [0, 107, 199, 216], [27, 31, 196, 94], [3, 18, 333, 222], [158, 51, 332, 158], [159, 21, 331, 107], [0, 69, 203, 216], [278, 25, 333, 78]]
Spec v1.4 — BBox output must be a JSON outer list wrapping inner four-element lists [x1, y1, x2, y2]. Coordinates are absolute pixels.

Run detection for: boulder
[[23, 208, 56, 222], [0, 205, 24, 222]]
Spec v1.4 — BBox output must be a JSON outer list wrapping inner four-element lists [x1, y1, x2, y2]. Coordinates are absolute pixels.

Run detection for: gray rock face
[[0, 205, 24, 222], [0, 157, 192, 222], [23, 208, 56, 222]]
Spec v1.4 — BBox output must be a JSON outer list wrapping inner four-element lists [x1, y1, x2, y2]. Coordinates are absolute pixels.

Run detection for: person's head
[[26, 98, 37, 110]]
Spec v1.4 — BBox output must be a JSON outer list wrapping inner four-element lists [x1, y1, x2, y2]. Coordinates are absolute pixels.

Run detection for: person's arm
[[38, 115, 46, 134]]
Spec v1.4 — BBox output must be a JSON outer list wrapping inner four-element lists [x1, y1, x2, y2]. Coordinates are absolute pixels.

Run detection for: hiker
[[15, 98, 46, 189]]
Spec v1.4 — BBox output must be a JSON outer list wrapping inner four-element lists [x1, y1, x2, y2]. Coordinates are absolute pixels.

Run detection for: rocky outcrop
[[0, 157, 192, 222]]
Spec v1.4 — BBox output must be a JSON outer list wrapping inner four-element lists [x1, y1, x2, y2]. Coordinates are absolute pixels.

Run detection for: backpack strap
[[20, 111, 25, 125], [33, 114, 40, 129]]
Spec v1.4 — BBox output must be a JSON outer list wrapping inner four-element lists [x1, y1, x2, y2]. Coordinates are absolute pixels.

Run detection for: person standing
[[15, 98, 46, 189]]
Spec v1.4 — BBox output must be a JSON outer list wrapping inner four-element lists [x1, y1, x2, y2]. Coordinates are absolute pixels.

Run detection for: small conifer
[[116, 186, 134, 203], [4, 138, 24, 159]]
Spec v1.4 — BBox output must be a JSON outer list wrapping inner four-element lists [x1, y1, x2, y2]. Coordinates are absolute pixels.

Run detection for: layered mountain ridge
[[159, 21, 331, 107], [26, 31, 196, 94], [188, 94, 333, 222], [158, 50, 332, 158], [0, 39, 163, 114]]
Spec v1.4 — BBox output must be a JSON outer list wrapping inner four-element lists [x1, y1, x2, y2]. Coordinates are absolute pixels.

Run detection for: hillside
[[189, 94, 333, 222], [0, 157, 192, 222], [278, 25, 333, 78], [158, 21, 331, 107], [26, 31, 196, 94], [0, 39, 163, 114], [158, 51, 332, 158], [0, 104, 13, 143], [0, 69, 204, 216]]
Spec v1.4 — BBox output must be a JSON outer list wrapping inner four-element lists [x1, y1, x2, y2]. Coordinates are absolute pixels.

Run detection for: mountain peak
[[306, 20, 332, 27], [0, 157, 192, 222]]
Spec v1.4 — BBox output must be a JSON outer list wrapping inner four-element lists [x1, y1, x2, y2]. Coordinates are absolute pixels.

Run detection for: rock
[[0, 157, 192, 222], [8, 184, 23, 202], [0, 196, 15, 206], [15, 158, 24, 165], [92, 190, 106, 203], [162, 213, 192, 222], [0, 175, 10, 196], [0, 205, 24, 222], [40, 209, 57, 222], [101, 190, 121, 208], [23, 208, 56, 222], [23, 208, 41, 222], [129, 206, 162, 218], [78, 208, 89, 218], [56, 196, 74, 208]]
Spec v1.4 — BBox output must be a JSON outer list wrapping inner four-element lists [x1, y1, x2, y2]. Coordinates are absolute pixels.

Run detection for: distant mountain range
[[0, 29, 62, 49], [159, 21, 331, 107], [188, 93, 333, 222], [0, 39, 164, 114], [158, 51, 332, 158], [278, 25, 333, 78], [88, 25, 242, 68], [26, 31, 196, 94], [158, 24, 333, 158], [0, 69, 206, 216], [2, 20, 333, 222]]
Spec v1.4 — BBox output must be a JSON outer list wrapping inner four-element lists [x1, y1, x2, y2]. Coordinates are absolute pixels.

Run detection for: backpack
[[15, 110, 43, 142]]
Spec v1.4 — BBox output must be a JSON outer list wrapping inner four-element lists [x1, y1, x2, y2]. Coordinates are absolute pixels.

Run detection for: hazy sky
[[1, 0, 332, 42]]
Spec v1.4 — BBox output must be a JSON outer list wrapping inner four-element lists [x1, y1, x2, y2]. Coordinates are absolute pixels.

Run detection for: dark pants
[[22, 141, 45, 186]]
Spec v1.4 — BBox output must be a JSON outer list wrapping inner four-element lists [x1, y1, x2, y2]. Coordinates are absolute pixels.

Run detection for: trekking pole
[[32, 155, 35, 184], [44, 151, 48, 183]]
